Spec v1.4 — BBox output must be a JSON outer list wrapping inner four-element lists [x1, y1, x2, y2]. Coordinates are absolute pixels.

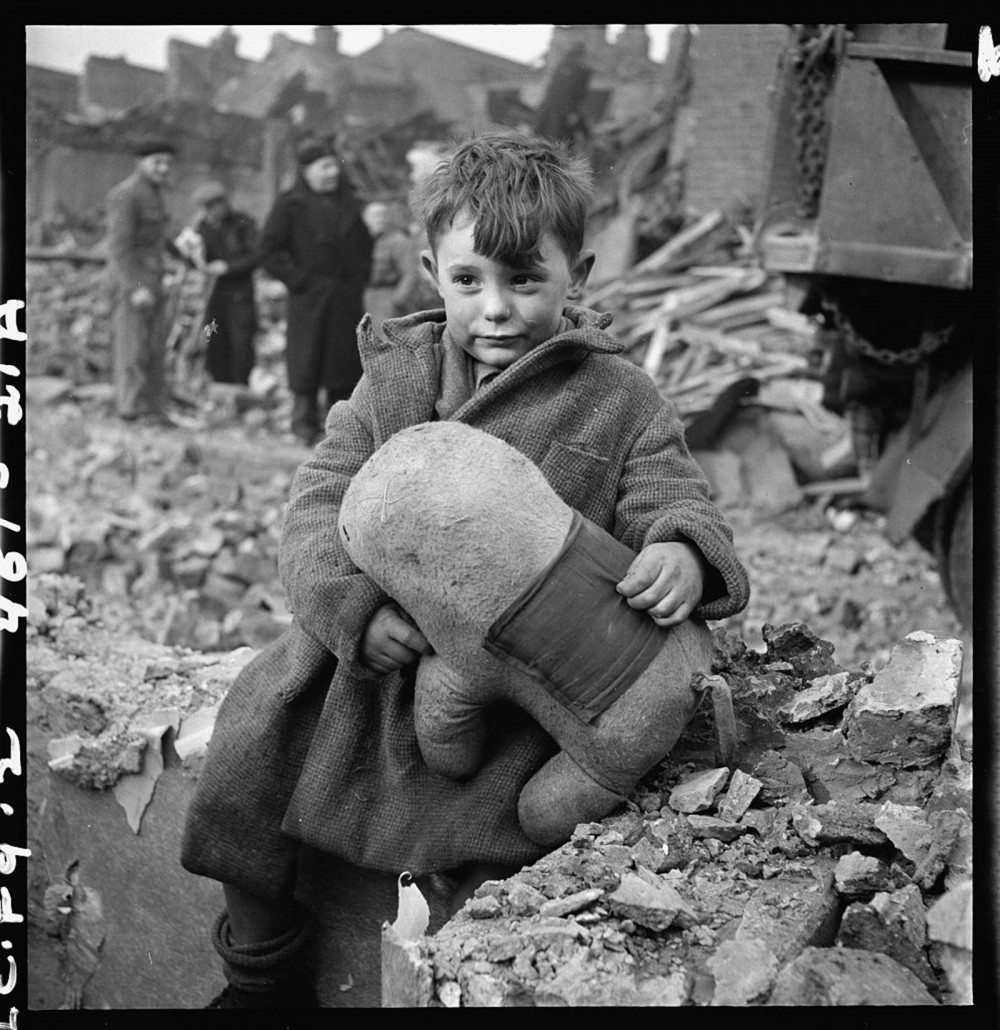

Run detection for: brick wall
[[81, 56, 166, 118], [683, 24, 789, 216]]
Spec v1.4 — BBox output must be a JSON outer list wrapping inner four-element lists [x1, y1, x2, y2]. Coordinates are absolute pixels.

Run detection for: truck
[[754, 23, 974, 629]]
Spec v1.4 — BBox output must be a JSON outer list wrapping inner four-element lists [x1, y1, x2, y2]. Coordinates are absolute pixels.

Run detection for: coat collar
[[357, 306, 621, 445], [373, 304, 619, 356]]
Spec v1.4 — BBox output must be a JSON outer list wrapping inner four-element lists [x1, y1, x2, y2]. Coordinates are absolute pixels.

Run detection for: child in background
[[181, 131, 750, 1009], [361, 200, 421, 333]]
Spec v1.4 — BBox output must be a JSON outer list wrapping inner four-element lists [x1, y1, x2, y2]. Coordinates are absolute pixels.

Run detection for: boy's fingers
[[651, 599, 694, 628], [389, 619, 432, 654]]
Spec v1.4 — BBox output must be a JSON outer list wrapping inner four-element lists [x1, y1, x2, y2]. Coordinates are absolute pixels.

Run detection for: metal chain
[[790, 25, 846, 219], [821, 298, 955, 366]]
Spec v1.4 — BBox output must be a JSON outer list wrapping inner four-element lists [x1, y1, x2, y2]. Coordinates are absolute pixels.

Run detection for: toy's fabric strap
[[484, 510, 664, 725]]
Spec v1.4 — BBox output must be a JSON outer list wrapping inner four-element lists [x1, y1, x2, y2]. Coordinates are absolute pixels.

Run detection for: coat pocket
[[538, 441, 611, 519]]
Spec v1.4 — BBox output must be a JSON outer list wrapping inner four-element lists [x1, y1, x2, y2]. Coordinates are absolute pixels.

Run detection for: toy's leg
[[518, 752, 626, 846], [413, 654, 487, 780]]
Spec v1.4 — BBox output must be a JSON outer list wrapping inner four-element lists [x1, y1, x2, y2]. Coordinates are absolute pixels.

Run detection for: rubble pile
[[26, 402, 300, 655], [384, 626, 972, 1007], [26, 572, 253, 798], [26, 257, 115, 382]]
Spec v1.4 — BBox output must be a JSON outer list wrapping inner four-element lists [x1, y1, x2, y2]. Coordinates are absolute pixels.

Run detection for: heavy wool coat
[[105, 170, 173, 298], [181, 306, 751, 901], [259, 175, 373, 398], [196, 208, 260, 385]]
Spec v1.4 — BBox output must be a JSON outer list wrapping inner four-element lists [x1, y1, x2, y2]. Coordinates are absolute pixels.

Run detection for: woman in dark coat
[[260, 138, 373, 445]]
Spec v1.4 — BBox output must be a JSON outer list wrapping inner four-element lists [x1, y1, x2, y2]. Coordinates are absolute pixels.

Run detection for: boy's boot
[[207, 909, 318, 1009]]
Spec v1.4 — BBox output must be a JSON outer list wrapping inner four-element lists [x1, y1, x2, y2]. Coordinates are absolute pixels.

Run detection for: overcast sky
[[26, 24, 677, 74]]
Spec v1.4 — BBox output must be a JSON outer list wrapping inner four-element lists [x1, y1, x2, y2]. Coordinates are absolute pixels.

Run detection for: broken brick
[[667, 767, 730, 813], [837, 884, 936, 989], [833, 852, 894, 896], [707, 937, 779, 1006], [503, 882, 547, 917], [767, 947, 939, 1005], [751, 750, 811, 806], [716, 768, 762, 822], [686, 814, 745, 842], [606, 872, 697, 932], [761, 622, 842, 679], [735, 860, 840, 964], [789, 800, 891, 849], [844, 632, 961, 768], [630, 836, 671, 874], [777, 671, 860, 724], [538, 888, 603, 919]]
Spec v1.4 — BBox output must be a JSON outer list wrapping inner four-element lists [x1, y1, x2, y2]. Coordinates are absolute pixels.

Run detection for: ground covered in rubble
[[23, 380, 972, 1008]]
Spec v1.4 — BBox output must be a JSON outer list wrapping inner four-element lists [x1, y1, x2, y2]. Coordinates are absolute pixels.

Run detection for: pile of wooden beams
[[585, 209, 819, 424]]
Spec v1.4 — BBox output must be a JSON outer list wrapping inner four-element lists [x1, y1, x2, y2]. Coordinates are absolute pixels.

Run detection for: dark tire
[[941, 474, 973, 630]]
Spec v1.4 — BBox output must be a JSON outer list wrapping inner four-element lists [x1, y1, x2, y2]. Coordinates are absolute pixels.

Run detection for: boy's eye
[[510, 274, 538, 287], [453, 275, 477, 287]]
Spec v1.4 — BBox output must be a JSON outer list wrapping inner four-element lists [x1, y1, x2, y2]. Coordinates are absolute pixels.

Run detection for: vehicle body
[[754, 23, 974, 628]]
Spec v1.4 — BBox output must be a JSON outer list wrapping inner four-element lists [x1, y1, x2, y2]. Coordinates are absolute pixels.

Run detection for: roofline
[[354, 26, 536, 70]]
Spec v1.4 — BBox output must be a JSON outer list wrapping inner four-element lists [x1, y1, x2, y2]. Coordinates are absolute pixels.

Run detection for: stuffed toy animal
[[338, 421, 716, 845]]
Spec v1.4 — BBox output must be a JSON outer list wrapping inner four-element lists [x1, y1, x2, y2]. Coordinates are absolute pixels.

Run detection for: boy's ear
[[420, 250, 440, 290], [567, 249, 596, 300]]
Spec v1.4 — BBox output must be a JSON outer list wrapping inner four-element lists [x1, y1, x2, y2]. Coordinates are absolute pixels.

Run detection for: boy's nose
[[481, 286, 511, 321]]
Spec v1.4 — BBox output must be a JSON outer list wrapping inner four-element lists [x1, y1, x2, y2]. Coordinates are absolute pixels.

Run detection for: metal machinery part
[[754, 23, 973, 628]]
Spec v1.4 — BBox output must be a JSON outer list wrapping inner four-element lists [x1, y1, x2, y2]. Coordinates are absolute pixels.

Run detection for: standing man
[[259, 137, 373, 446], [104, 137, 179, 424], [190, 182, 260, 386]]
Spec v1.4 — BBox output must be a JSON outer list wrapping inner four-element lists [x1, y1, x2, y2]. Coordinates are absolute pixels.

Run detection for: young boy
[[181, 131, 751, 1008]]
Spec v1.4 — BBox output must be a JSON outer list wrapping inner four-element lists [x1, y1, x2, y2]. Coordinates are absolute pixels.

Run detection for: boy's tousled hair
[[410, 132, 595, 267]]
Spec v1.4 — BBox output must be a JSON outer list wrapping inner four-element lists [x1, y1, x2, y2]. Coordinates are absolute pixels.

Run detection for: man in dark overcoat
[[190, 182, 260, 386], [259, 138, 373, 445], [104, 137, 180, 423]]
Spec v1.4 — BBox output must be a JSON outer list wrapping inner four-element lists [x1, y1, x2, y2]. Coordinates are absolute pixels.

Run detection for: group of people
[[103, 135, 432, 443]]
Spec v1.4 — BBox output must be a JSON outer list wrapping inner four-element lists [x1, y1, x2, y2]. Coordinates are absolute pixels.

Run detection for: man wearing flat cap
[[104, 137, 180, 424], [186, 182, 260, 385], [259, 136, 373, 445]]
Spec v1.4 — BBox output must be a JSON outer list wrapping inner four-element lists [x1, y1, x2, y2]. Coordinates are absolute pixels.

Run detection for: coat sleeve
[[613, 400, 751, 621], [278, 375, 390, 678], [223, 215, 260, 278], [105, 184, 145, 287], [347, 213, 374, 287], [259, 195, 311, 292]]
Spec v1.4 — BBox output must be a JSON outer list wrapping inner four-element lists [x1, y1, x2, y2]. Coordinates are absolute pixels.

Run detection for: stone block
[[767, 947, 939, 1005], [834, 852, 894, 896], [751, 749, 811, 806], [716, 768, 762, 821], [686, 814, 745, 842], [925, 881, 973, 1003], [844, 632, 962, 767], [789, 800, 890, 849], [668, 767, 730, 813], [837, 884, 936, 988], [761, 622, 841, 679], [735, 860, 841, 963], [707, 938, 779, 1005], [606, 872, 698, 932], [778, 671, 861, 724]]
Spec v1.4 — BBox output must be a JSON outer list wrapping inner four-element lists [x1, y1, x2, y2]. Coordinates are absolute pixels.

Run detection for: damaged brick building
[[26, 24, 788, 246]]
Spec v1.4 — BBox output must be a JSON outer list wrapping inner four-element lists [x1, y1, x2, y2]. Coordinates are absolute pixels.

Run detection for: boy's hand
[[361, 604, 433, 674], [616, 541, 707, 628]]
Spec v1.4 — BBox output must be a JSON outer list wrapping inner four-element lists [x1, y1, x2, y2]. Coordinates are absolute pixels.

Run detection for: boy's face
[[422, 213, 595, 369]]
